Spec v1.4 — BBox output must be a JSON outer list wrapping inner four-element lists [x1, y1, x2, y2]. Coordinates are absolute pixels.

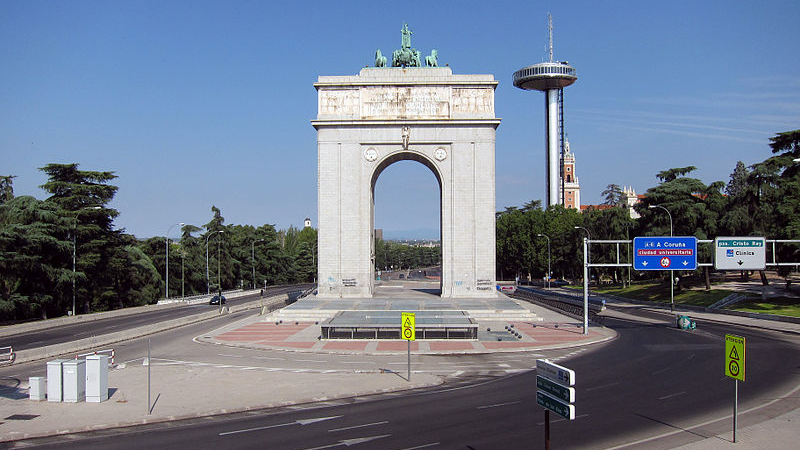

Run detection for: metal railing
[[0, 346, 14, 364], [75, 348, 114, 366]]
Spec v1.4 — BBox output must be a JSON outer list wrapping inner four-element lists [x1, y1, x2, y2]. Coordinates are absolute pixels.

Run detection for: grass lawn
[[573, 281, 800, 317], [730, 298, 800, 318], [576, 281, 733, 307]]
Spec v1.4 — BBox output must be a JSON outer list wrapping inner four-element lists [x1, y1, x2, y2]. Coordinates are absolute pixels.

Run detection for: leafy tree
[[0, 196, 72, 319], [0, 175, 15, 204], [725, 161, 748, 198], [601, 184, 624, 206], [39, 163, 122, 313]]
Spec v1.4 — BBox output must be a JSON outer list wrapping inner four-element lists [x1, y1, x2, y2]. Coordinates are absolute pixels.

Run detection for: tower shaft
[[545, 89, 560, 207]]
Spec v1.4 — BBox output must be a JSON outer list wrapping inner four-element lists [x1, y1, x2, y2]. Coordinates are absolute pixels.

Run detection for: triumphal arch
[[312, 25, 500, 298]]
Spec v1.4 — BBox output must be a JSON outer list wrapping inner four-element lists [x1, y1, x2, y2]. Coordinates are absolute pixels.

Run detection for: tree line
[[374, 239, 441, 272], [496, 130, 800, 284], [0, 163, 316, 322]]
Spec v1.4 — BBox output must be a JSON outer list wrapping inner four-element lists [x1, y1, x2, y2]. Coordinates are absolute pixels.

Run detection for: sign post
[[536, 359, 576, 449], [725, 334, 746, 442], [401, 312, 415, 381]]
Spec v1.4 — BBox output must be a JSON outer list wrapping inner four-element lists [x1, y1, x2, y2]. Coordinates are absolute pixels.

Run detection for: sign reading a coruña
[[401, 312, 415, 341]]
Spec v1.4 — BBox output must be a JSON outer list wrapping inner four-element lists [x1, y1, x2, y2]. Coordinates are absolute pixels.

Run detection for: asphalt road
[[1, 284, 312, 352], [10, 302, 800, 449]]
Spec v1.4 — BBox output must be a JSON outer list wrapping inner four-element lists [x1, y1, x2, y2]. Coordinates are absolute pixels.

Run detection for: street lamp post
[[165, 222, 184, 300], [574, 226, 591, 336], [537, 233, 551, 289], [574, 226, 592, 277], [649, 204, 675, 311], [71, 206, 101, 317], [252, 239, 265, 290], [205, 231, 224, 295]]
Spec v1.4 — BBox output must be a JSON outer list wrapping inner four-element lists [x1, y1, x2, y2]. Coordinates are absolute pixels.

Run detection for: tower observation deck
[[513, 14, 577, 208]]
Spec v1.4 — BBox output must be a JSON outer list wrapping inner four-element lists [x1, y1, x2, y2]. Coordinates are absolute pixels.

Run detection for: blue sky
[[2, 1, 798, 239]]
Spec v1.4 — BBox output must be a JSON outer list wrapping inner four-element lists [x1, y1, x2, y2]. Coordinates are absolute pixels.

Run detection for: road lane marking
[[301, 434, 391, 450], [477, 401, 521, 409], [219, 415, 342, 436], [398, 443, 440, 450], [658, 391, 686, 400], [328, 421, 388, 432], [650, 367, 670, 375], [585, 382, 620, 391]]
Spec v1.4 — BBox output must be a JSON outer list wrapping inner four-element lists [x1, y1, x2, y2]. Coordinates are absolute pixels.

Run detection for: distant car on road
[[497, 285, 517, 294], [209, 294, 226, 305], [398, 274, 405, 279]]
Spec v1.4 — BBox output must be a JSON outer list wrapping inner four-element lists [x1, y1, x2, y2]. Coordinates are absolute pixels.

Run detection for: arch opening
[[370, 151, 443, 296]]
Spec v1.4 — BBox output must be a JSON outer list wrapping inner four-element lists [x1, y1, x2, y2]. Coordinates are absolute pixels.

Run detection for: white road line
[[658, 391, 686, 400], [585, 382, 620, 391], [328, 421, 388, 432], [218, 353, 244, 358], [398, 443, 440, 450], [296, 359, 326, 363], [651, 367, 670, 375], [477, 401, 521, 409], [340, 361, 374, 364]]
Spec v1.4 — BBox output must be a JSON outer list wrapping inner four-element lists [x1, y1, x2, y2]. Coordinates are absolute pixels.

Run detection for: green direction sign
[[537, 375, 575, 403], [537, 391, 575, 420]]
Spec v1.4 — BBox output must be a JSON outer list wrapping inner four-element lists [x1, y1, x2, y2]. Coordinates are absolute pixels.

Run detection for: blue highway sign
[[633, 236, 697, 271]]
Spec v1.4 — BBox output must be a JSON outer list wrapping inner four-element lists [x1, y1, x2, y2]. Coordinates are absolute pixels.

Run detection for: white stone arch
[[312, 67, 500, 299]]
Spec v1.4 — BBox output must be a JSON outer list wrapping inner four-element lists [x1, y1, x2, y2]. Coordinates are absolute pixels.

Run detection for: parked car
[[209, 294, 226, 305], [398, 274, 405, 279]]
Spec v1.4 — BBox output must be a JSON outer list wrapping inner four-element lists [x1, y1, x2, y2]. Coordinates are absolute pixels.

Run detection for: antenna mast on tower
[[548, 13, 553, 62]]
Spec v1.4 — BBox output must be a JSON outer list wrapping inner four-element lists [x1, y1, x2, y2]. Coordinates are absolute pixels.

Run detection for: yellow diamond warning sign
[[401, 312, 415, 341], [725, 334, 745, 381]]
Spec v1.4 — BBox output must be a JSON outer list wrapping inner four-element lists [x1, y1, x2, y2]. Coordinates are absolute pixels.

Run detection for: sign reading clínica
[[715, 237, 766, 271]]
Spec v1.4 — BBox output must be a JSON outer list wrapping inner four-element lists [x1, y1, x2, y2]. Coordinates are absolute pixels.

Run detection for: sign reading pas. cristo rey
[[312, 24, 500, 298]]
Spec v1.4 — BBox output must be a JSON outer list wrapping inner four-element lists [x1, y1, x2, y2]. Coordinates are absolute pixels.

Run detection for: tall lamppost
[[537, 233, 551, 288], [71, 206, 101, 316], [251, 238, 264, 289], [205, 231, 224, 294], [574, 225, 591, 335], [165, 222, 184, 300], [649, 204, 675, 311], [574, 225, 591, 275]]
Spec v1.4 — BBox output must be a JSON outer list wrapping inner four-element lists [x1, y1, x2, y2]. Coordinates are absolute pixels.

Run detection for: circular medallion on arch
[[364, 148, 378, 162], [434, 147, 448, 161]]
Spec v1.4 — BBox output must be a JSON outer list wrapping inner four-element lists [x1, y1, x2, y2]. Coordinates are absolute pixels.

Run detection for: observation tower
[[513, 14, 577, 207]]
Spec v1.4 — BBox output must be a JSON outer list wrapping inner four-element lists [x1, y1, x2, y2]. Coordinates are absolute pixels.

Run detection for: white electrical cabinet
[[85, 355, 109, 402], [62, 359, 86, 402], [46, 359, 69, 402], [29, 376, 46, 401]]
